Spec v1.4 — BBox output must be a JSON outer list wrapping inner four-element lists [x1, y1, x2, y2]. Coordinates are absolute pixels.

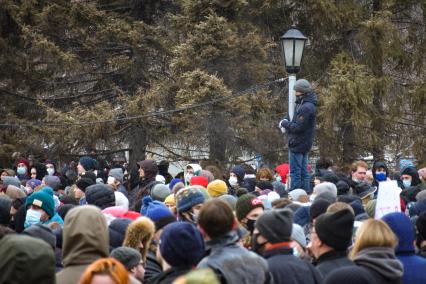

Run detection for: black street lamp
[[280, 27, 307, 74]]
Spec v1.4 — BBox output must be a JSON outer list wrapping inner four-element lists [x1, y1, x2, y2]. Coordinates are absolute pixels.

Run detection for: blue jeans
[[289, 151, 310, 192]]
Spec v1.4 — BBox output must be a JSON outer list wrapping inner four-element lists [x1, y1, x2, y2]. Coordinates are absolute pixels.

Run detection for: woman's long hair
[[350, 219, 398, 259]]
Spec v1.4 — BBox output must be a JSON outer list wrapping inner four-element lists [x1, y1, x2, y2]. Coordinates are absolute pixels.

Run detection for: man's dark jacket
[[281, 92, 317, 153]]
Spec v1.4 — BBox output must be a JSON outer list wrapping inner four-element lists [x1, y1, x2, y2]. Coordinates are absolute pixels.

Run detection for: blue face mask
[[403, 180, 412, 189], [375, 172, 386, 182], [17, 166, 27, 176], [293, 248, 301, 258], [24, 209, 42, 228]]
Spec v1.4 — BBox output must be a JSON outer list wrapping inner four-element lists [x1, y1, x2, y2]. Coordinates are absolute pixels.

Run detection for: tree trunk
[[208, 108, 227, 163], [128, 126, 148, 168], [342, 121, 357, 166], [370, 0, 385, 161]]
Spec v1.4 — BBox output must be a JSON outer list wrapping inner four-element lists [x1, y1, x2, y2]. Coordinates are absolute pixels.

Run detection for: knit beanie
[[85, 184, 116, 210], [22, 223, 56, 250], [236, 194, 264, 221], [164, 194, 175, 207], [365, 199, 377, 218], [382, 212, 415, 253], [109, 218, 133, 251], [293, 79, 312, 94], [111, 247, 142, 270], [160, 222, 205, 267], [26, 179, 42, 190], [26, 187, 55, 217], [291, 223, 307, 248], [399, 159, 415, 173], [169, 178, 183, 190], [190, 176, 209, 188], [288, 189, 307, 202], [75, 178, 95, 193], [313, 182, 337, 199], [79, 156, 95, 171], [315, 209, 354, 251], [199, 170, 215, 183], [142, 196, 176, 231], [109, 168, 124, 183], [2, 176, 21, 188], [151, 184, 170, 202], [310, 198, 331, 221], [336, 180, 350, 195], [255, 209, 293, 243], [176, 187, 205, 213], [207, 180, 228, 197], [230, 165, 245, 182], [44, 176, 61, 191], [217, 194, 237, 211]]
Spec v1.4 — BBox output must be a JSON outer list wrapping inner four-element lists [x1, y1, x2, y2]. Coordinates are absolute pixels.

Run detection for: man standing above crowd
[[279, 79, 317, 192]]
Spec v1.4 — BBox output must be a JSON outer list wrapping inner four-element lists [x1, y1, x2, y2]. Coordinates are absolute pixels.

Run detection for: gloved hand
[[279, 119, 288, 133]]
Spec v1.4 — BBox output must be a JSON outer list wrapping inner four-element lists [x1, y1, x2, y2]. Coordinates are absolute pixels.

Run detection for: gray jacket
[[197, 232, 271, 284]]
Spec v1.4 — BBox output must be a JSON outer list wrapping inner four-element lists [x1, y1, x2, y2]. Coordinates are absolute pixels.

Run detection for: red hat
[[190, 176, 209, 188], [17, 159, 30, 169]]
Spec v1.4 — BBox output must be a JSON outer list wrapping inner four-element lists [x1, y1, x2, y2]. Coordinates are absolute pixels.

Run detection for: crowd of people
[[0, 155, 425, 284]]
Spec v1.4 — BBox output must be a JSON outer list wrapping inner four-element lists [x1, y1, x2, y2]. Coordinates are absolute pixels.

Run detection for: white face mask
[[229, 176, 238, 186], [107, 176, 116, 185], [46, 168, 54, 176], [185, 174, 194, 183]]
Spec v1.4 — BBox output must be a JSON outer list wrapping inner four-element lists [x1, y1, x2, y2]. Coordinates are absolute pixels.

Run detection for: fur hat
[[207, 180, 228, 197], [123, 217, 155, 262], [160, 222, 204, 267]]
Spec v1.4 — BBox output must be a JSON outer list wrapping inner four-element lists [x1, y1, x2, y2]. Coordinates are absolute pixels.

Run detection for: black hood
[[302, 92, 318, 106]]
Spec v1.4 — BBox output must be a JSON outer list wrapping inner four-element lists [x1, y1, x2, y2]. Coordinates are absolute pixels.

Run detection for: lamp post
[[280, 27, 307, 120]]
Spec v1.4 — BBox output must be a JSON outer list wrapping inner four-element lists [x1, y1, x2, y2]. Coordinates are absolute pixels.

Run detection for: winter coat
[[263, 245, 322, 284], [0, 234, 56, 284], [144, 250, 163, 283], [56, 205, 109, 284], [197, 232, 271, 284], [314, 250, 354, 279], [281, 92, 317, 153], [151, 266, 192, 284], [353, 247, 403, 284]]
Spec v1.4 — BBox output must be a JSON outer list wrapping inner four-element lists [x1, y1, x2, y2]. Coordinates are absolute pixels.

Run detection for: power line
[[0, 78, 288, 128]]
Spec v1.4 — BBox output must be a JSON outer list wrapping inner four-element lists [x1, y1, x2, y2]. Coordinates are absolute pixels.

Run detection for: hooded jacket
[[281, 92, 317, 153], [372, 161, 389, 188], [0, 235, 56, 284], [353, 247, 403, 284], [56, 205, 109, 284], [382, 212, 426, 284]]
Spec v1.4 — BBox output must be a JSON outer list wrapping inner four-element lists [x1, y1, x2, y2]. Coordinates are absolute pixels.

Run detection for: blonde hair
[[350, 219, 397, 259], [256, 168, 273, 181]]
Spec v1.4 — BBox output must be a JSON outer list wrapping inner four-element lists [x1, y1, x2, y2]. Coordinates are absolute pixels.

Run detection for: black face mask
[[296, 95, 303, 104], [246, 218, 256, 234], [251, 233, 267, 255]]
